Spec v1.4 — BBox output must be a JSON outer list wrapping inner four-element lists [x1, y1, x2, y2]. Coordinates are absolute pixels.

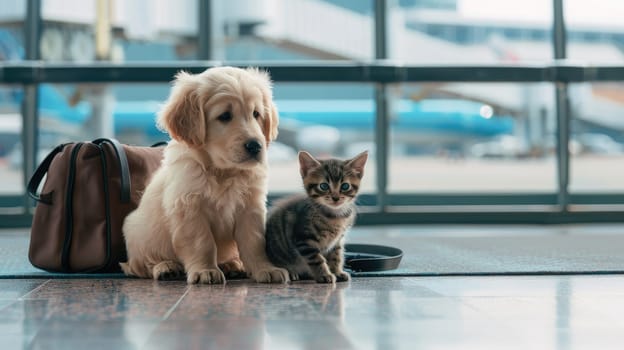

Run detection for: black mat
[[3, 225, 624, 279]]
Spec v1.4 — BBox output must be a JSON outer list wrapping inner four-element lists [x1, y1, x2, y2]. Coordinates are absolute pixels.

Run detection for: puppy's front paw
[[153, 260, 185, 281], [219, 259, 247, 279], [187, 268, 225, 285], [253, 267, 290, 284], [334, 271, 351, 282], [315, 273, 337, 284]]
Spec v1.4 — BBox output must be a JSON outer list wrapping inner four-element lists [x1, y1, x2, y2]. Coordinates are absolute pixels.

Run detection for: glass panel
[[388, 83, 557, 193], [390, 0, 553, 63], [1, 82, 168, 199], [564, 0, 624, 64], [35, 83, 169, 146], [214, 0, 374, 61], [569, 83, 624, 193], [36, 0, 376, 63], [0, 15, 25, 197], [0, 84, 23, 196], [25, 82, 376, 195], [0, 25, 23, 61], [38, 0, 198, 62], [269, 83, 376, 194]]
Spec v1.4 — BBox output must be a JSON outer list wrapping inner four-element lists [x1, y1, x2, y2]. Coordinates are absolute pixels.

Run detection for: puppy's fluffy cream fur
[[121, 66, 289, 284]]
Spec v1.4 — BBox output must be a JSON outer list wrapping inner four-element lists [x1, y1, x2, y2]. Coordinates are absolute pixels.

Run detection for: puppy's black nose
[[245, 140, 262, 156]]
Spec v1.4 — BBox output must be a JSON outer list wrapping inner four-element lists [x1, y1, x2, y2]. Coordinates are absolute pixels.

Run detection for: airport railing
[[2, 61, 624, 226], [2, 61, 624, 84]]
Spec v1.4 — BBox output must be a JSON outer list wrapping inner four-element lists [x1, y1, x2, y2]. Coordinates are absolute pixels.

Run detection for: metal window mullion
[[553, 0, 567, 59], [198, 0, 212, 60], [553, 0, 570, 211], [374, 86, 389, 211], [21, 0, 41, 211], [374, 0, 389, 212]]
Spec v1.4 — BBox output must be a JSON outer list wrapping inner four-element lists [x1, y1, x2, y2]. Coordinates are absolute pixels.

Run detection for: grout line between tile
[[161, 286, 191, 320], [18, 279, 51, 299]]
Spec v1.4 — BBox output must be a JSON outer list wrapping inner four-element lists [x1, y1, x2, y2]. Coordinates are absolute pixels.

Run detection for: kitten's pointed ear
[[347, 151, 369, 178], [298, 151, 321, 177]]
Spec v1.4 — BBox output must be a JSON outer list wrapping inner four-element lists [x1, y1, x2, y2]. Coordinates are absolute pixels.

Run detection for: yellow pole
[[95, 0, 111, 60]]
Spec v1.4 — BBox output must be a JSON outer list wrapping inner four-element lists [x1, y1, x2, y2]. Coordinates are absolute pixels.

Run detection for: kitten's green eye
[[340, 183, 350, 191], [318, 183, 330, 191]]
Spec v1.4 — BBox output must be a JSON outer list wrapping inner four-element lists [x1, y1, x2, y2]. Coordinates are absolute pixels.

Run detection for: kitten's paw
[[187, 268, 225, 285], [289, 271, 300, 281], [315, 273, 337, 284], [334, 271, 351, 282], [219, 259, 247, 279], [153, 261, 184, 281], [253, 267, 290, 284]]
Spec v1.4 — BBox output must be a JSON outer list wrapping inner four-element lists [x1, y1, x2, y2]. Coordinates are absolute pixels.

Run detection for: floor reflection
[[2, 276, 624, 349], [144, 281, 352, 350]]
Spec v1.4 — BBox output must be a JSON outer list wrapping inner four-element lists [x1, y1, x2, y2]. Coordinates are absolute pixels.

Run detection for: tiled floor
[[1, 275, 624, 349]]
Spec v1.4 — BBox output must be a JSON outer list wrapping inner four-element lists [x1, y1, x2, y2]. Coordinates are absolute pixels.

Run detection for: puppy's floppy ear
[[246, 67, 280, 145], [157, 71, 206, 147], [263, 103, 280, 145]]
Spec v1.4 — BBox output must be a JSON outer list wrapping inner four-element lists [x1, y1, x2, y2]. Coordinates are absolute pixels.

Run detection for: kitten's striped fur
[[265, 150, 368, 283]]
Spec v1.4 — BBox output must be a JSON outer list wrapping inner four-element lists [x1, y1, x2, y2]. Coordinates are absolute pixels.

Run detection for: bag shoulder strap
[[27, 143, 70, 202], [93, 138, 131, 203]]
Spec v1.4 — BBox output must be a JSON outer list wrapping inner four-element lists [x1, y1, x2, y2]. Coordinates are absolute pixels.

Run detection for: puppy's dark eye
[[318, 183, 330, 191], [253, 111, 260, 119], [218, 112, 232, 122], [340, 183, 350, 191]]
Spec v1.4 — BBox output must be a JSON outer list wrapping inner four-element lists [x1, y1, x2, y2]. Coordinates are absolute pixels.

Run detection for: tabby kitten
[[265, 150, 368, 283]]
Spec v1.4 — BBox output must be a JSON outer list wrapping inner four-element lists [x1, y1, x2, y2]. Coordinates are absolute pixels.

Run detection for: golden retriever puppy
[[120, 66, 289, 284]]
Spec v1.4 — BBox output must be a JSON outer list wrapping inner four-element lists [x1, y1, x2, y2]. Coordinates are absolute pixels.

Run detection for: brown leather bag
[[27, 138, 164, 273]]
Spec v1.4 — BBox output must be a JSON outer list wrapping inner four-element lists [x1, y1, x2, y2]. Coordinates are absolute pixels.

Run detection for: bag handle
[[93, 138, 131, 203], [28, 138, 161, 204], [27, 143, 69, 203]]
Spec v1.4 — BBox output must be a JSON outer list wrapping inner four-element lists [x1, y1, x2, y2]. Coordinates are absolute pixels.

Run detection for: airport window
[[1, 0, 624, 224], [395, 2, 552, 63], [0, 27, 23, 61], [217, 0, 374, 61], [0, 82, 173, 198], [0, 81, 378, 197], [0, 85, 23, 196], [388, 83, 557, 193], [38, 0, 198, 62], [44, 83, 172, 145], [569, 83, 624, 193], [269, 83, 377, 194]]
